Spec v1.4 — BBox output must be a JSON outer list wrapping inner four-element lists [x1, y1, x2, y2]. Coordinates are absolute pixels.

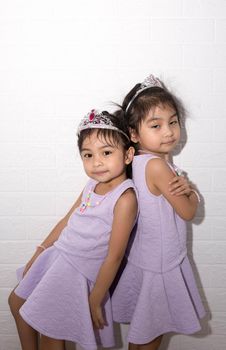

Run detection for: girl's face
[[80, 130, 134, 188], [131, 104, 181, 158]]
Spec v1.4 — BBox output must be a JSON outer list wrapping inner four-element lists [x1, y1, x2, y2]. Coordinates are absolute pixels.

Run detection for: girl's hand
[[169, 175, 192, 197], [89, 294, 107, 329]]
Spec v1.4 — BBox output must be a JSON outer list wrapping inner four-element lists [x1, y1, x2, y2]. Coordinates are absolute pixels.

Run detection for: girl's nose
[[164, 126, 173, 137], [93, 155, 103, 166]]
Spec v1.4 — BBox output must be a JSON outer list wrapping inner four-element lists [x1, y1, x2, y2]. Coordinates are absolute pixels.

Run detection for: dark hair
[[77, 111, 133, 177], [115, 81, 186, 134]]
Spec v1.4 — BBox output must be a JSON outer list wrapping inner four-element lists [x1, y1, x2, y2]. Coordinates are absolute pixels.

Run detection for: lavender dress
[[112, 154, 205, 344], [15, 178, 136, 350]]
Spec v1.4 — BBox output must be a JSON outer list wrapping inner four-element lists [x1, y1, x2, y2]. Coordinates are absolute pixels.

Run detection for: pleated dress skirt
[[112, 256, 206, 344], [15, 246, 115, 350]]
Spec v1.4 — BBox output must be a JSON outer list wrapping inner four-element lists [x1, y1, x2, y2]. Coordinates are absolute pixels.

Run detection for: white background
[[1, 1, 226, 349]]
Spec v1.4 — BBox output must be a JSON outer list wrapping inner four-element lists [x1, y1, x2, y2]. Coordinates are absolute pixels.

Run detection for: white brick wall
[[1, 0, 226, 349]]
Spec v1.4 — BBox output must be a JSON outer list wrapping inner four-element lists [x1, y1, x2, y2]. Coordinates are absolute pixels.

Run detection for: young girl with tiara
[[8, 110, 137, 350], [112, 75, 206, 350]]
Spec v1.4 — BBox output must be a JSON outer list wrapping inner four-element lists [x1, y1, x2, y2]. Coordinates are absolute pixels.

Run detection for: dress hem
[[127, 324, 202, 345], [20, 309, 115, 350]]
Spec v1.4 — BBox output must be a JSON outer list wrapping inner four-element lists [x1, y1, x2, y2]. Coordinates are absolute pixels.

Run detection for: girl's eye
[[151, 124, 160, 129], [103, 151, 112, 156], [82, 153, 92, 158], [170, 120, 178, 125]]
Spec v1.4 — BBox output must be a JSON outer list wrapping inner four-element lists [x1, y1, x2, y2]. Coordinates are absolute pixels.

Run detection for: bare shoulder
[[115, 187, 137, 212], [146, 157, 175, 184], [146, 157, 170, 176], [145, 157, 175, 195]]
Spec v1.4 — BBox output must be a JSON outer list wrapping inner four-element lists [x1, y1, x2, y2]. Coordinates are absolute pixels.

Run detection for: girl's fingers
[[94, 317, 105, 329], [169, 174, 195, 196], [169, 176, 186, 188], [169, 181, 185, 192], [169, 176, 191, 194], [98, 313, 107, 329], [169, 176, 179, 185], [91, 308, 106, 329], [169, 183, 191, 196]]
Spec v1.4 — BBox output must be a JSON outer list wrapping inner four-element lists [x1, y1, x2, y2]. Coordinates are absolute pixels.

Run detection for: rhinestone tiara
[[125, 74, 164, 113], [77, 109, 130, 141]]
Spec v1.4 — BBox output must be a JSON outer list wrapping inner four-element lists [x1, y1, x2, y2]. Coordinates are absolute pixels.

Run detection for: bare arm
[[168, 172, 200, 200], [23, 192, 82, 276], [89, 188, 137, 329], [146, 158, 199, 221]]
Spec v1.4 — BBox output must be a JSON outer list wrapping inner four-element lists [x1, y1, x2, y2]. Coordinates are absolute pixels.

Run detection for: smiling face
[[80, 130, 133, 189], [130, 104, 181, 158]]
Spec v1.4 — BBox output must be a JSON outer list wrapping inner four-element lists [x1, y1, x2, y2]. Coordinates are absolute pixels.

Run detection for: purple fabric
[[112, 154, 205, 344], [15, 179, 136, 349]]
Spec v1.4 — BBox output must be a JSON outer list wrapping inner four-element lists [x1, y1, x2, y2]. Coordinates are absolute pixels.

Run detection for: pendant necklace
[[79, 188, 104, 213]]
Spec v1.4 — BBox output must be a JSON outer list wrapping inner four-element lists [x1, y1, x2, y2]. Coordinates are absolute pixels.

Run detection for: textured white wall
[[1, 0, 226, 349]]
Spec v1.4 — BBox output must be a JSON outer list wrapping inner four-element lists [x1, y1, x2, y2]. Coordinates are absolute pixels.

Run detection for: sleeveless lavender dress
[[112, 154, 205, 344], [15, 178, 136, 350]]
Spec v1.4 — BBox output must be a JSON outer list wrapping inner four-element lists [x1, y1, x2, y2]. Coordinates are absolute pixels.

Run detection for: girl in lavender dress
[[8, 110, 138, 350], [112, 75, 206, 350]]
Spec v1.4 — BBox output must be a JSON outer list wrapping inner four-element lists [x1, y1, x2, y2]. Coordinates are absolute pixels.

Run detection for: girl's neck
[[94, 173, 127, 195]]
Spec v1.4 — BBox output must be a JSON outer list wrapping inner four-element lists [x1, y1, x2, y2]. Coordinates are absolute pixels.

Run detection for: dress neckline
[[79, 179, 130, 213]]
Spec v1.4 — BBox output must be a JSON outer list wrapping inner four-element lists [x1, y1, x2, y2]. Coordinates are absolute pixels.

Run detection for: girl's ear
[[125, 146, 135, 165], [130, 128, 139, 143]]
